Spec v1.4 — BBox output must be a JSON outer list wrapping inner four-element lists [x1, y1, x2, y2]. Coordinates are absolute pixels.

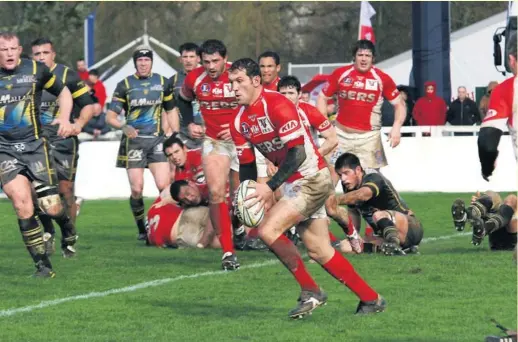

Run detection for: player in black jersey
[[0, 32, 75, 277], [31, 37, 95, 256], [170, 42, 202, 149], [106, 46, 178, 240], [452, 191, 516, 250], [334, 152, 424, 255]]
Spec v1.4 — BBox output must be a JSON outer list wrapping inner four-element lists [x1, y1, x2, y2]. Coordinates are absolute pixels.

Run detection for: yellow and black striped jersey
[[0, 58, 64, 142], [40, 63, 93, 139], [109, 73, 175, 136]]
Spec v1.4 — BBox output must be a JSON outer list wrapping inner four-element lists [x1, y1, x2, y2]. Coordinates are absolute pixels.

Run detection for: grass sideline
[[0, 193, 515, 342]]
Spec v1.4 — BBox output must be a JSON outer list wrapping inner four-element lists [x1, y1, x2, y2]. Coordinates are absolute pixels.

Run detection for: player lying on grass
[[334, 152, 424, 256], [147, 195, 219, 249], [165, 180, 268, 251], [452, 191, 517, 250]]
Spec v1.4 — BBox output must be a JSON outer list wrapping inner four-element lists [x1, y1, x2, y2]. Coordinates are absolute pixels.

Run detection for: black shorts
[[402, 215, 424, 249], [177, 131, 202, 150], [116, 135, 167, 169], [0, 139, 57, 187], [49, 136, 79, 182], [488, 228, 517, 251]]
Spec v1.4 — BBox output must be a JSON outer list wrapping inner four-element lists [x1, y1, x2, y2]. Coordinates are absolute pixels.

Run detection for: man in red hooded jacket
[[412, 81, 447, 126]]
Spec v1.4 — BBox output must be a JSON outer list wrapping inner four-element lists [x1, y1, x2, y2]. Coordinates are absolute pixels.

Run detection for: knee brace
[[34, 183, 62, 215]]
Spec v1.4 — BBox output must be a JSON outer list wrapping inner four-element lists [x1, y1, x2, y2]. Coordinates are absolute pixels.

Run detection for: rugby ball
[[235, 180, 265, 227]]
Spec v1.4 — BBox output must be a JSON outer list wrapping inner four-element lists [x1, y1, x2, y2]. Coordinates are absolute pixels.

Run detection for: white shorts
[[332, 127, 387, 169], [176, 206, 209, 248], [255, 148, 268, 178], [280, 168, 333, 220], [202, 136, 239, 172]]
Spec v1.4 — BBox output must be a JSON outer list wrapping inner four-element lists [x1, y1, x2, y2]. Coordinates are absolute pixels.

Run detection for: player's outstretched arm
[[336, 187, 374, 205], [477, 126, 503, 181]]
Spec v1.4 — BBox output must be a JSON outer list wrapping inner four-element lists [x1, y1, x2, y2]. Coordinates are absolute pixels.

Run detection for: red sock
[[209, 203, 234, 254], [247, 228, 259, 238], [269, 234, 320, 292], [365, 225, 374, 237], [322, 250, 378, 302], [329, 231, 338, 242]]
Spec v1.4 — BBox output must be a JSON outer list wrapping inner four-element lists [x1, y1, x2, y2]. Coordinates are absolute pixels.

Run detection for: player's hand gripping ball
[[234, 180, 265, 227]]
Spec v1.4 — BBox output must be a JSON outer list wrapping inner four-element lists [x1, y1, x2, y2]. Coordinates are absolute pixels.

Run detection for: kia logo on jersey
[[279, 120, 298, 134], [212, 87, 223, 97]]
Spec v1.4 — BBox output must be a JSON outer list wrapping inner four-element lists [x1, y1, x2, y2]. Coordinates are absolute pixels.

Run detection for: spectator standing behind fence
[[76, 58, 89, 81], [88, 69, 107, 109], [478, 81, 498, 121], [412, 81, 447, 126], [446, 86, 481, 126]]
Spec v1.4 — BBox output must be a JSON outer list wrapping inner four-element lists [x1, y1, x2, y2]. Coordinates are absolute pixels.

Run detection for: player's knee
[[35, 183, 64, 217], [12, 196, 34, 219], [208, 187, 226, 204], [130, 183, 143, 198], [504, 195, 517, 210], [372, 210, 390, 222], [58, 182, 75, 201]]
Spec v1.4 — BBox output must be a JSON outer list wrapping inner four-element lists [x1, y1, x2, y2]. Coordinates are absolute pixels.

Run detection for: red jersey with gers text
[[147, 198, 182, 247], [322, 65, 400, 131], [231, 89, 326, 183], [174, 149, 205, 185], [180, 63, 239, 139], [481, 76, 517, 160]]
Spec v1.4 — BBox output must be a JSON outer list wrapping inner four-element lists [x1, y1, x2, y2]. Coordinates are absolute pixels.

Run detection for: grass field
[[0, 193, 516, 342]]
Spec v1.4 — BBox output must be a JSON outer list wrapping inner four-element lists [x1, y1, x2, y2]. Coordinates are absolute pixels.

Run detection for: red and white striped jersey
[[180, 63, 239, 139], [481, 76, 517, 160], [322, 65, 400, 131], [231, 89, 327, 183]]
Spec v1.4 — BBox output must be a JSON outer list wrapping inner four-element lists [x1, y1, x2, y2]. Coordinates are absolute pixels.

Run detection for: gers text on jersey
[[231, 89, 326, 183]]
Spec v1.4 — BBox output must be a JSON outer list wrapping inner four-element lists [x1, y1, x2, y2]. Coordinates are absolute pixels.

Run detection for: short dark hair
[[200, 39, 227, 58], [31, 37, 53, 48], [258, 51, 280, 65], [170, 180, 189, 202], [77, 58, 85, 63], [179, 42, 200, 56], [163, 134, 184, 155], [277, 75, 301, 93], [88, 69, 100, 77], [507, 32, 517, 59], [334, 152, 363, 171], [229, 58, 260, 78], [352, 39, 376, 58]]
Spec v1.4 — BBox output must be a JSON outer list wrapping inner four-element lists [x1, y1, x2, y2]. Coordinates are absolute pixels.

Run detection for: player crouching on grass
[[452, 191, 517, 251], [334, 152, 424, 256]]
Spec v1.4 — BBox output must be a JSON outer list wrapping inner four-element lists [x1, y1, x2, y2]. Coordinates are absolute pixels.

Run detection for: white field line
[[0, 232, 471, 318]]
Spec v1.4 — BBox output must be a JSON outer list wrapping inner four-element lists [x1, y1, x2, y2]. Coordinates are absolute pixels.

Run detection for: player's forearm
[[166, 108, 180, 133], [318, 129, 338, 157], [106, 110, 124, 129], [266, 145, 306, 191], [57, 87, 73, 122], [75, 104, 95, 129], [176, 96, 194, 126], [316, 92, 329, 116], [337, 188, 371, 205], [392, 101, 406, 129], [478, 126, 502, 176]]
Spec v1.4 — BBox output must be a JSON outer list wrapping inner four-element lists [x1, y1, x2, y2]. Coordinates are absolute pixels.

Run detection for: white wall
[[74, 126, 517, 199]]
